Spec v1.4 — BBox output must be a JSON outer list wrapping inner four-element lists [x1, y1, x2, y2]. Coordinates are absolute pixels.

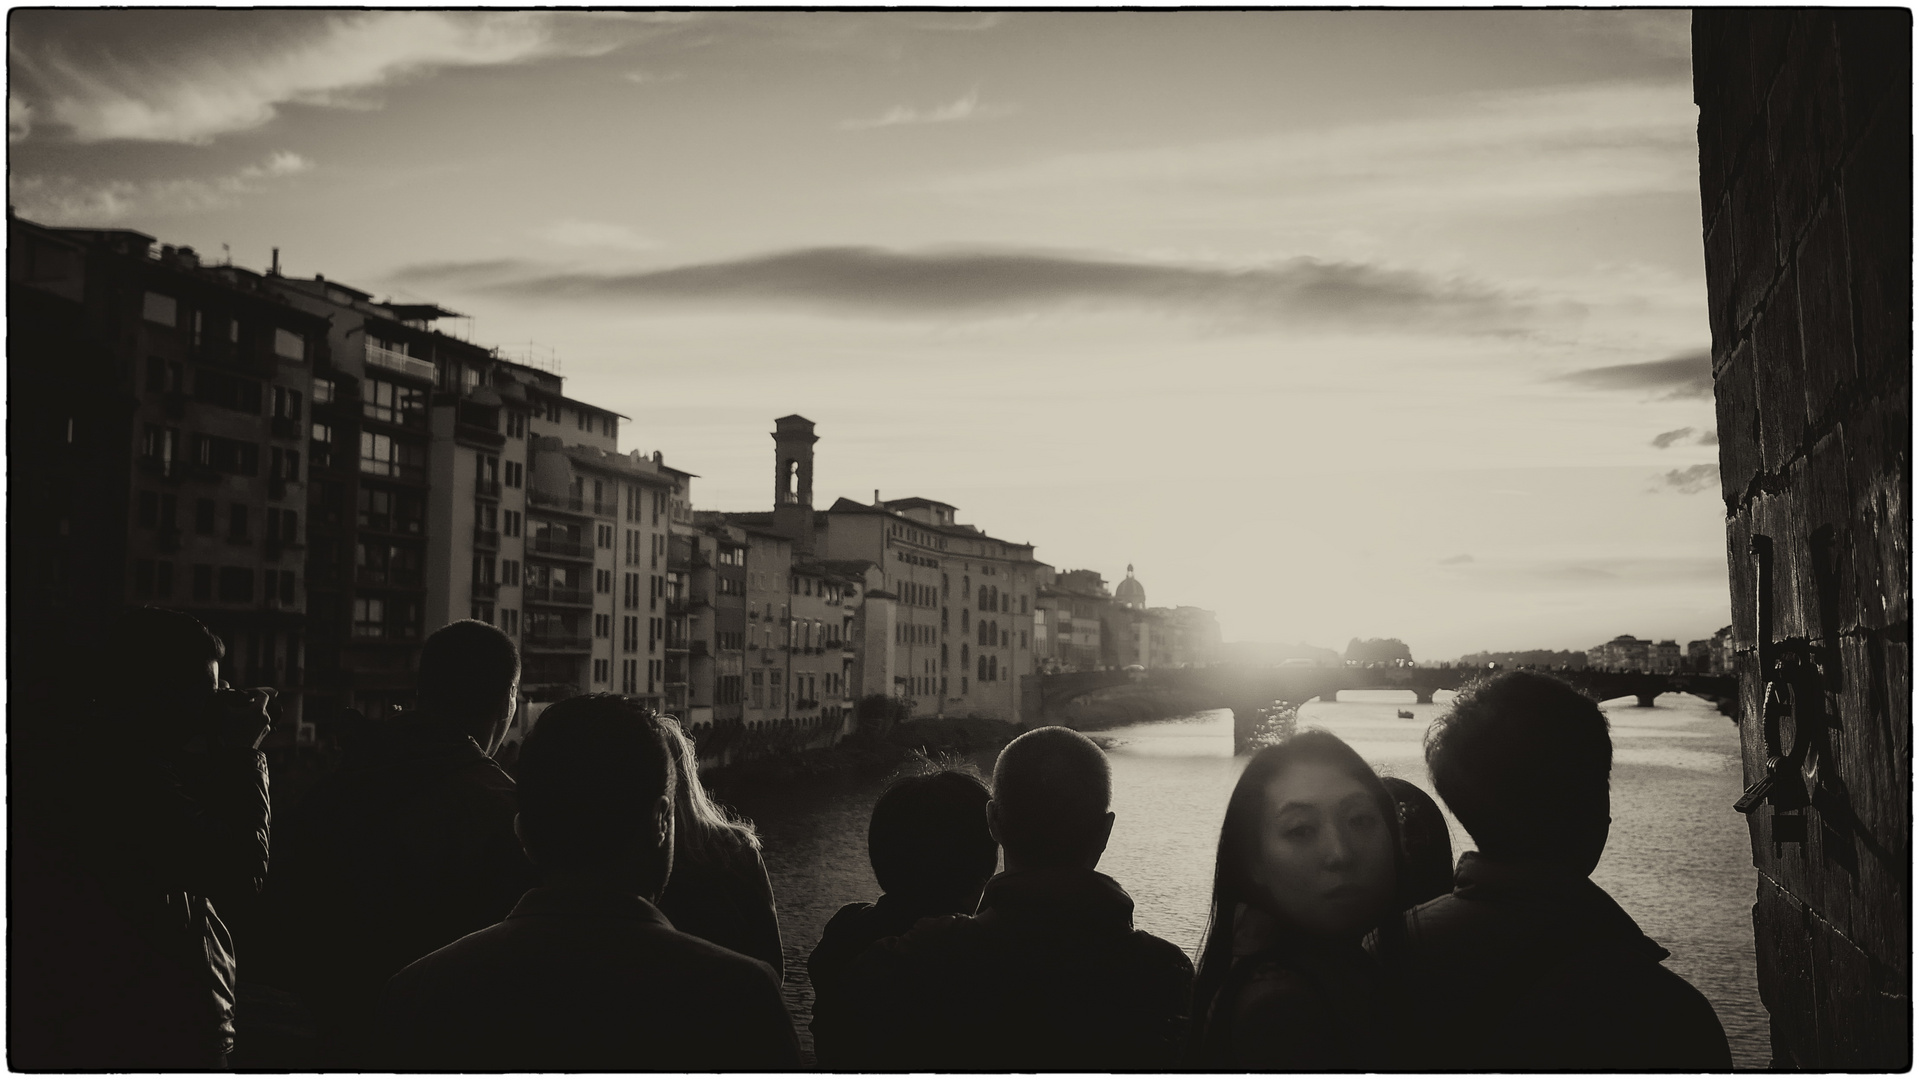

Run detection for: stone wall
[[1693, 11, 1910, 1068]]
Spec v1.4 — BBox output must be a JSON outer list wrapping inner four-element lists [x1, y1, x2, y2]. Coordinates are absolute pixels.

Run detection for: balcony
[[269, 475, 287, 501], [356, 567, 424, 588], [471, 580, 499, 600], [473, 527, 500, 550], [153, 527, 181, 553], [689, 640, 710, 658], [526, 583, 592, 606], [270, 416, 300, 440], [475, 478, 501, 499], [365, 342, 437, 383], [528, 487, 586, 514], [523, 629, 591, 652], [592, 500, 616, 518], [528, 534, 591, 560]]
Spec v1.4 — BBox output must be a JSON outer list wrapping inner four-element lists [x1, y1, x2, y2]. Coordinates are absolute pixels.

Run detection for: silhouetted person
[[1187, 733, 1403, 1069], [1374, 671, 1732, 1069], [808, 769, 999, 1067], [846, 726, 1193, 1069], [265, 619, 534, 1065], [655, 715, 784, 977], [13, 607, 273, 1068], [1381, 776, 1454, 909], [381, 694, 801, 1069]]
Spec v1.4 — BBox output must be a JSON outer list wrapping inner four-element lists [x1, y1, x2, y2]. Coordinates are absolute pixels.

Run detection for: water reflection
[[719, 691, 1765, 1068]]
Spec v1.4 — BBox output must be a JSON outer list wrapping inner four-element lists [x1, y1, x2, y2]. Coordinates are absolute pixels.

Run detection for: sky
[[9, 9, 1732, 658]]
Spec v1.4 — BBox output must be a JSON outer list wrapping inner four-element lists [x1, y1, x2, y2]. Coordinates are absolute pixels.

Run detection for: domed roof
[[1114, 564, 1146, 608]]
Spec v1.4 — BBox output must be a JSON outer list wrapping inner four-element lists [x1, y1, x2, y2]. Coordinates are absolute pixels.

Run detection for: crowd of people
[[13, 606, 1733, 1071]]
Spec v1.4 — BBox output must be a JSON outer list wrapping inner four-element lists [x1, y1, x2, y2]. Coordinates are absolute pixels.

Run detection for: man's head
[[417, 620, 520, 753], [514, 693, 676, 899], [103, 607, 225, 749], [1425, 670, 1613, 874], [869, 770, 999, 913], [988, 727, 1115, 871]]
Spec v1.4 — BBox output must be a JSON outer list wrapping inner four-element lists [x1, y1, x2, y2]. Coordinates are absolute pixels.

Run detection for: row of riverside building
[[11, 215, 1219, 762], [1587, 629, 1735, 674]]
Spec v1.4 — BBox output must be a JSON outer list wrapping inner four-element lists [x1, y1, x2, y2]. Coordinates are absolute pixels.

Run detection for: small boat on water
[[1396, 709, 1415, 719]]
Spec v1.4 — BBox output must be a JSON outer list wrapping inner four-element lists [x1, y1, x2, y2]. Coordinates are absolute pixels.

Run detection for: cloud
[[840, 90, 1013, 130], [621, 69, 686, 85], [390, 246, 1545, 331], [1651, 426, 1694, 448], [9, 150, 313, 223], [1439, 553, 1475, 565], [9, 11, 644, 144], [529, 218, 659, 252], [1558, 348, 1711, 398], [1696, 429, 1719, 445], [1659, 463, 1719, 494]]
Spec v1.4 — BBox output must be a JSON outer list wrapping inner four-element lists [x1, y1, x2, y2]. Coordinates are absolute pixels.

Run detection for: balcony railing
[[476, 478, 501, 499], [356, 567, 424, 587], [523, 630, 591, 651], [270, 416, 300, 440], [526, 583, 592, 606], [529, 534, 590, 559], [473, 527, 500, 550], [365, 342, 438, 382], [528, 488, 585, 513], [472, 580, 499, 600]]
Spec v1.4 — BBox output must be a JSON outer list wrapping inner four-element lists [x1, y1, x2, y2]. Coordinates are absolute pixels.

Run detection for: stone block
[[1835, 9, 1913, 145], [1795, 201, 1860, 424], [1766, 23, 1847, 251], [1841, 110, 1914, 388], [1748, 8, 1796, 110], [1697, 10, 1758, 140], [1753, 874, 1819, 1067], [1810, 907, 1912, 1068], [1725, 503, 1758, 652], [1703, 197, 1738, 351], [1731, 135, 1783, 327], [1805, 429, 1860, 633], [1842, 406, 1909, 631], [1752, 267, 1810, 470], [1715, 338, 1762, 505]]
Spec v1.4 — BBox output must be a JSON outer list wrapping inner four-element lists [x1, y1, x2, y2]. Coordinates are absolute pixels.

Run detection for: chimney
[[270, 247, 281, 276], [874, 489, 881, 505]]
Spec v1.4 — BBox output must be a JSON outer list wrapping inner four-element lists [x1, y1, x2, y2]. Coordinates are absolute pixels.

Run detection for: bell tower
[[772, 414, 818, 555]]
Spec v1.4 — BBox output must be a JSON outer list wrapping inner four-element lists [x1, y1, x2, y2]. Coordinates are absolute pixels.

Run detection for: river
[[715, 690, 1767, 1068]]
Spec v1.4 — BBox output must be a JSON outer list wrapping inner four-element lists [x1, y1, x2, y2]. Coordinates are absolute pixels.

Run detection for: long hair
[[1188, 730, 1403, 1063], [658, 715, 760, 860]]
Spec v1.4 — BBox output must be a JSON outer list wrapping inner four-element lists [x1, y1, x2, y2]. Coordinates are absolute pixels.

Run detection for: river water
[[717, 691, 1767, 1068]]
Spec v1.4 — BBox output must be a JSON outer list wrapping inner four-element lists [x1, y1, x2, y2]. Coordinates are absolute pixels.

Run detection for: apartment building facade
[[11, 218, 328, 745]]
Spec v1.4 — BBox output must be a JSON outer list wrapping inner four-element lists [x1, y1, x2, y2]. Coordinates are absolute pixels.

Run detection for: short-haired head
[[1379, 776, 1454, 908], [989, 727, 1114, 869], [515, 694, 675, 897], [418, 620, 520, 748], [104, 607, 225, 744], [869, 770, 998, 911], [1424, 670, 1612, 872]]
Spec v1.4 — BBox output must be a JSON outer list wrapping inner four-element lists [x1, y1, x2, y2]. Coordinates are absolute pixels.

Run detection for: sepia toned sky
[[10, 9, 1730, 657]]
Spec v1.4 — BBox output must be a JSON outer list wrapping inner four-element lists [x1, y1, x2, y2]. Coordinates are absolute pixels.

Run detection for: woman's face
[[1246, 760, 1396, 938]]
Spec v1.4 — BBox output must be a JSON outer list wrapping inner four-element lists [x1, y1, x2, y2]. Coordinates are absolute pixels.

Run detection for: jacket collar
[[977, 866, 1137, 933], [508, 884, 675, 928], [1449, 852, 1667, 962]]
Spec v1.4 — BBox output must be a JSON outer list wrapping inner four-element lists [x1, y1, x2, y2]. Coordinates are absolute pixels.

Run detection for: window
[[193, 435, 260, 476], [193, 564, 213, 600], [596, 568, 611, 594], [228, 504, 249, 541], [593, 658, 610, 684], [621, 658, 639, 694], [506, 411, 525, 438], [362, 378, 425, 426], [196, 370, 263, 414], [137, 491, 160, 527], [141, 424, 181, 466], [359, 432, 425, 480], [503, 509, 522, 538], [274, 328, 306, 361], [718, 546, 744, 567], [576, 409, 589, 431], [595, 613, 612, 638], [504, 460, 523, 488], [598, 523, 614, 549], [476, 453, 499, 493], [354, 597, 386, 638], [272, 386, 303, 423], [472, 555, 496, 585], [624, 572, 641, 610], [142, 291, 178, 327], [503, 560, 521, 586], [218, 566, 254, 602], [750, 670, 765, 708], [501, 608, 519, 636], [357, 487, 425, 534], [471, 602, 495, 624], [622, 615, 639, 653], [312, 377, 335, 404], [310, 422, 333, 469]]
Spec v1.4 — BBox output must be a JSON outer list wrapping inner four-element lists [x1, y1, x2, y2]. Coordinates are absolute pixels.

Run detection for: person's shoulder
[[1127, 928, 1199, 976], [651, 921, 783, 988], [385, 919, 518, 1000]]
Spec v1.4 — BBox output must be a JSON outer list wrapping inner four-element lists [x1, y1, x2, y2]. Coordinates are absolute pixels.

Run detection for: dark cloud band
[[1559, 349, 1712, 398], [390, 246, 1542, 332]]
